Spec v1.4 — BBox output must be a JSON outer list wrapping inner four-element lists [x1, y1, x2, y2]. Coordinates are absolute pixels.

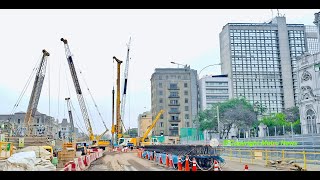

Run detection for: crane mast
[[113, 56, 123, 140], [120, 37, 131, 132], [24, 49, 50, 136], [60, 38, 94, 141], [65, 97, 75, 142]]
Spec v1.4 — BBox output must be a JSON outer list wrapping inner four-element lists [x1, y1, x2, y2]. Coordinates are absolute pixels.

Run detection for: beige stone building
[[137, 111, 152, 137]]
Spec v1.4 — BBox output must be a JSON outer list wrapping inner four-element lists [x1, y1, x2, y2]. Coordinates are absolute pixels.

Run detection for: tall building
[[305, 25, 319, 55], [220, 16, 318, 114], [150, 66, 198, 136], [199, 74, 230, 110], [137, 111, 152, 137], [296, 52, 320, 134]]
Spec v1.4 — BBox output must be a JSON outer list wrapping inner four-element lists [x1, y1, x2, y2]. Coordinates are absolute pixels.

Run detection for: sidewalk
[[222, 156, 320, 171]]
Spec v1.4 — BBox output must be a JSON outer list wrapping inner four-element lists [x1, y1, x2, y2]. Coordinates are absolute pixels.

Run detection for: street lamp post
[[170, 61, 222, 141]]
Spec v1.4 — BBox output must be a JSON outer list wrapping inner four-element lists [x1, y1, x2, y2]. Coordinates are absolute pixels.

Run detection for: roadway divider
[[63, 148, 104, 171]]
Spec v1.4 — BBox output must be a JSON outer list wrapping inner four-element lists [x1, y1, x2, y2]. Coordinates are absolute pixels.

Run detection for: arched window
[[306, 109, 317, 134]]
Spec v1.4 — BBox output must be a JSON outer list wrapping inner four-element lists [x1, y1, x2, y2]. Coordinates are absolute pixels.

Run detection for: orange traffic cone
[[166, 154, 169, 167], [150, 152, 153, 161], [169, 154, 173, 168], [159, 154, 163, 165], [214, 160, 220, 171], [185, 155, 190, 171], [244, 164, 248, 171], [192, 158, 197, 171], [177, 156, 182, 171]]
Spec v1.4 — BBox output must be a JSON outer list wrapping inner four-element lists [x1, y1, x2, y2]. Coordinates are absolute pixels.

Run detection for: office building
[[220, 16, 318, 114], [199, 74, 230, 110]]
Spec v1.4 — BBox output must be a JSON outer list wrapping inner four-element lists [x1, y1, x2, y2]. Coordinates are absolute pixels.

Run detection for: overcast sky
[[0, 9, 319, 135]]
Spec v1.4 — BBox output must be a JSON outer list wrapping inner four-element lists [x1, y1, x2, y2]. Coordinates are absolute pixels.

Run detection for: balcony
[[169, 127, 179, 130], [168, 87, 180, 90], [168, 103, 180, 106], [168, 111, 180, 114], [168, 95, 180, 98], [168, 119, 181, 122]]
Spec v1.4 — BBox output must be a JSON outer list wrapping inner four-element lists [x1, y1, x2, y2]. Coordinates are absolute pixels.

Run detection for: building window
[[169, 83, 178, 89], [160, 114, 164, 119], [171, 116, 179, 120], [185, 106, 189, 111], [159, 90, 163, 95], [159, 98, 163, 103], [159, 82, 162, 88], [185, 114, 189, 119], [37, 118, 40, 123], [169, 91, 179, 97], [159, 75, 162, 80], [186, 122, 190, 127], [184, 83, 188, 88], [184, 90, 188, 95], [306, 109, 317, 134], [185, 98, 188, 103], [18, 119, 20, 124], [170, 100, 178, 105], [170, 108, 179, 113], [160, 122, 164, 127]]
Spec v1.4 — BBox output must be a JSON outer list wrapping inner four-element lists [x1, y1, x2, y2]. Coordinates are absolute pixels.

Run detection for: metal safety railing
[[0, 142, 13, 159], [221, 147, 320, 171]]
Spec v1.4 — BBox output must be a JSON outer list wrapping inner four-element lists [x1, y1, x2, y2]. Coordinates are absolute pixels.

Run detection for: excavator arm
[[141, 110, 164, 142]]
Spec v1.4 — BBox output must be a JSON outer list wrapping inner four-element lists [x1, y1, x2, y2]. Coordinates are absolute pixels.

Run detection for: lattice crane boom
[[24, 49, 50, 136], [61, 38, 94, 141]]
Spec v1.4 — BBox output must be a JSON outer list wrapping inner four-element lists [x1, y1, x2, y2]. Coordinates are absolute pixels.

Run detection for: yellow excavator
[[118, 110, 164, 147]]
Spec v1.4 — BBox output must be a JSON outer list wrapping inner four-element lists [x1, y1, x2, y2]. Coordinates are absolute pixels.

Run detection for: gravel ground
[[86, 150, 174, 171]]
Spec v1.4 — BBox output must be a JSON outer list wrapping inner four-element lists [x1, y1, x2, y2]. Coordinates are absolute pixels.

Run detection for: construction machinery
[[120, 37, 131, 134], [7, 50, 54, 148], [113, 56, 123, 144], [24, 49, 50, 136], [118, 110, 164, 147], [60, 38, 95, 143], [65, 97, 75, 143], [61, 38, 110, 149]]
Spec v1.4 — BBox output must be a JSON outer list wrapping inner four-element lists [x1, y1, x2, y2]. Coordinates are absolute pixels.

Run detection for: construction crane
[[65, 97, 75, 142], [60, 38, 94, 142], [120, 37, 131, 133], [24, 49, 50, 136], [113, 56, 123, 141]]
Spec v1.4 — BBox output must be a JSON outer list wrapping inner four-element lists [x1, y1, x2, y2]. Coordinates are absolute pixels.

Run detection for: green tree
[[259, 112, 301, 135], [195, 97, 257, 138]]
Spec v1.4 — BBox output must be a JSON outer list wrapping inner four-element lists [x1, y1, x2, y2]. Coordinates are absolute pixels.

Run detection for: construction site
[[0, 37, 229, 171], [2, 9, 320, 172], [0, 37, 316, 172]]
